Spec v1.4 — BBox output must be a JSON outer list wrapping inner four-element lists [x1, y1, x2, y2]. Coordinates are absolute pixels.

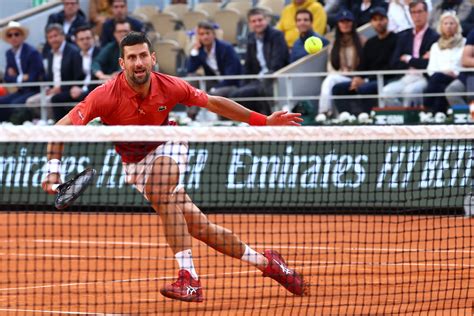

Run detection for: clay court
[[0, 212, 473, 315]]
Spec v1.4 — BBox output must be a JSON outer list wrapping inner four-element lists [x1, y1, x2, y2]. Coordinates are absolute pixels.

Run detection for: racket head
[[54, 168, 97, 210]]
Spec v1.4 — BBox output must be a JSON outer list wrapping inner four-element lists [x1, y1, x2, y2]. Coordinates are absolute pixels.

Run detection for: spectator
[[381, 0, 439, 107], [92, 20, 131, 81], [318, 10, 364, 115], [324, 0, 344, 29], [101, 0, 144, 46], [446, 28, 474, 106], [186, 21, 242, 96], [430, 0, 474, 36], [290, 9, 330, 63], [276, 0, 327, 48], [350, 0, 388, 27], [48, 25, 101, 120], [423, 11, 465, 113], [46, 0, 87, 44], [0, 21, 44, 122], [229, 8, 289, 115], [332, 7, 398, 114], [387, 0, 413, 33], [89, 0, 113, 38], [26, 24, 84, 121]]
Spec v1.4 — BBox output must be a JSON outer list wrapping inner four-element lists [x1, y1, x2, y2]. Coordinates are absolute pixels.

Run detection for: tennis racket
[[52, 168, 97, 210]]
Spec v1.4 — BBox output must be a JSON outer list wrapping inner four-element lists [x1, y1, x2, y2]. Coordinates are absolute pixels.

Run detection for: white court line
[[291, 260, 474, 268], [0, 253, 172, 261], [26, 239, 474, 255], [33, 239, 169, 247], [0, 269, 260, 293], [0, 308, 119, 315]]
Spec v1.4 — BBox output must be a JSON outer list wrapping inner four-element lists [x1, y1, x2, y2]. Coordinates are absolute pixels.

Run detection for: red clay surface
[[0, 212, 473, 315]]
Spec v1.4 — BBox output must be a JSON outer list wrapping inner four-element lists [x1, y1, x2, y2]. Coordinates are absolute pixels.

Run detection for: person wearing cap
[[290, 8, 330, 63], [318, 9, 365, 116], [0, 21, 44, 123], [381, 0, 439, 107], [350, 0, 387, 27], [276, 0, 327, 48], [332, 7, 398, 115]]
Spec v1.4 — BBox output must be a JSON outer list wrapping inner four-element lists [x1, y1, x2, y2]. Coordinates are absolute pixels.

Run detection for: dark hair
[[45, 23, 64, 35], [247, 7, 269, 20], [74, 24, 93, 37], [114, 20, 131, 32], [120, 31, 152, 58], [295, 8, 313, 22], [109, 0, 127, 5], [409, 0, 428, 12], [197, 20, 215, 32], [330, 21, 363, 70]]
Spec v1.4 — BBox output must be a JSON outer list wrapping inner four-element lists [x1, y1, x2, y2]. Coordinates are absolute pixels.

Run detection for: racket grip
[[52, 184, 60, 192]]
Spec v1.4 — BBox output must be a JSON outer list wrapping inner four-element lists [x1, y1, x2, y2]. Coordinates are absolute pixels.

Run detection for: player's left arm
[[204, 95, 303, 126]]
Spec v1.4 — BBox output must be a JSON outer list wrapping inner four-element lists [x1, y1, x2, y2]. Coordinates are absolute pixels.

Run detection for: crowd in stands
[[0, 0, 473, 124]]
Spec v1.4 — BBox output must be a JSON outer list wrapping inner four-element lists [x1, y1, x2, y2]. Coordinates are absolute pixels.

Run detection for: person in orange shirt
[[276, 0, 327, 47], [41, 32, 307, 303]]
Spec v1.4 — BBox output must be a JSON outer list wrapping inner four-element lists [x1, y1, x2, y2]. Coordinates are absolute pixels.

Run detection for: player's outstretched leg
[[176, 190, 308, 296], [146, 157, 203, 302]]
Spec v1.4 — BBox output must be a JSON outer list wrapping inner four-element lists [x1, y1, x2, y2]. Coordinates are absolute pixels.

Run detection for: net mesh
[[0, 125, 473, 315]]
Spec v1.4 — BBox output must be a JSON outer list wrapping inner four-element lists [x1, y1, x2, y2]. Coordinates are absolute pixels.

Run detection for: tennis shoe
[[160, 270, 204, 302], [261, 249, 308, 296]]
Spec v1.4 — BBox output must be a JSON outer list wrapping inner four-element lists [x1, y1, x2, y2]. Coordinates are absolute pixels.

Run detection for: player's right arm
[[41, 115, 73, 195]]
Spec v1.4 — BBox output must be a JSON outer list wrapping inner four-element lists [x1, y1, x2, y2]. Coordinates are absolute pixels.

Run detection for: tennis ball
[[304, 36, 323, 54]]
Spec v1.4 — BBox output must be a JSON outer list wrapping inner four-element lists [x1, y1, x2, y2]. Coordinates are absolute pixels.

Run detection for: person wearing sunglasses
[[0, 21, 44, 123]]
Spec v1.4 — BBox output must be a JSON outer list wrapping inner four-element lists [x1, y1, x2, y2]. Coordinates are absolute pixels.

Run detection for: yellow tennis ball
[[304, 36, 323, 54]]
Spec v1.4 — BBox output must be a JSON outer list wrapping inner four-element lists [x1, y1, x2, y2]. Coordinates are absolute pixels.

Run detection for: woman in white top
[[424, 11, 466, 113]]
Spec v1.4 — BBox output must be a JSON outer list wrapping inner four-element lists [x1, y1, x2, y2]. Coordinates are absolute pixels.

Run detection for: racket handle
[[52, 184, 60, 192]]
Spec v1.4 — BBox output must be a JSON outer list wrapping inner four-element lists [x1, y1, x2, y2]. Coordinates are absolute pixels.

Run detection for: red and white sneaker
[[160, 270, 204, 302], [261, 250, 308, 296]]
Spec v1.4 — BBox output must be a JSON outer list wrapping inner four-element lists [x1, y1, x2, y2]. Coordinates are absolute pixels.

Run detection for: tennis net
[[0, 124, 473, 315]]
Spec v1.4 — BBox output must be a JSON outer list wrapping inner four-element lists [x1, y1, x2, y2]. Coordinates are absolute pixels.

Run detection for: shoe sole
[[160, 289, 204, 303]]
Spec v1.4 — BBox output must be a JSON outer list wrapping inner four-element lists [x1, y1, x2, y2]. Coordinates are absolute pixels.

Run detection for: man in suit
[[229, 7, 289, 115], [0, 21, 44, 122], [381, 0, 439, 106], [51, 25, 100, 114], [186, 21, 242, 121], [187, 21, 242, 96], [47, 0, 87, 44], [100, 0, 144, 46], [26, 23, 84, 121]]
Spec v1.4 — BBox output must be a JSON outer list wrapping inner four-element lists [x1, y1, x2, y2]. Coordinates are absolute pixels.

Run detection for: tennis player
[[42, 32, 307, 302]]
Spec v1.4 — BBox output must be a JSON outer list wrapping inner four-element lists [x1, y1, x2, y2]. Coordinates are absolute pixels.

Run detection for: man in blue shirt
[[290, 8, 329, 63]]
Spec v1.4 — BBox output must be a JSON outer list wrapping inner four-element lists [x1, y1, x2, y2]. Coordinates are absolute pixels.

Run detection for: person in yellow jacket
[[276, 0, 327, 47]]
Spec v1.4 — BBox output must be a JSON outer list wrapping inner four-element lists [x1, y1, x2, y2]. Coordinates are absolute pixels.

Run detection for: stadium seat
[[133, 5, 159, 21], [225, 1, 252, 19], [149, 11, 179, 37], [162, 30, 190, 53], [194, 2, 221, 19], [213, 8, 241, 45], [181, 10, 209, 31], [154, 39, 186, 76], [163, 3, 189, 21], [256, 0, 285, 16]]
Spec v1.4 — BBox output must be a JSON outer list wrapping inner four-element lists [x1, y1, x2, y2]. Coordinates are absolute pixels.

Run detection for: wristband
[[47, 159, 62, 174], [249, 112, 267, 126]]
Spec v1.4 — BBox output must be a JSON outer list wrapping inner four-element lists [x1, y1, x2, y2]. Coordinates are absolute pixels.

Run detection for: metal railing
[[1, 68, 473, 121]]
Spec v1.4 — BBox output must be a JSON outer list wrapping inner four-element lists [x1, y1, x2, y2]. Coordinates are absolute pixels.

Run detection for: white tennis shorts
[[122, 141, 188, 197]]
